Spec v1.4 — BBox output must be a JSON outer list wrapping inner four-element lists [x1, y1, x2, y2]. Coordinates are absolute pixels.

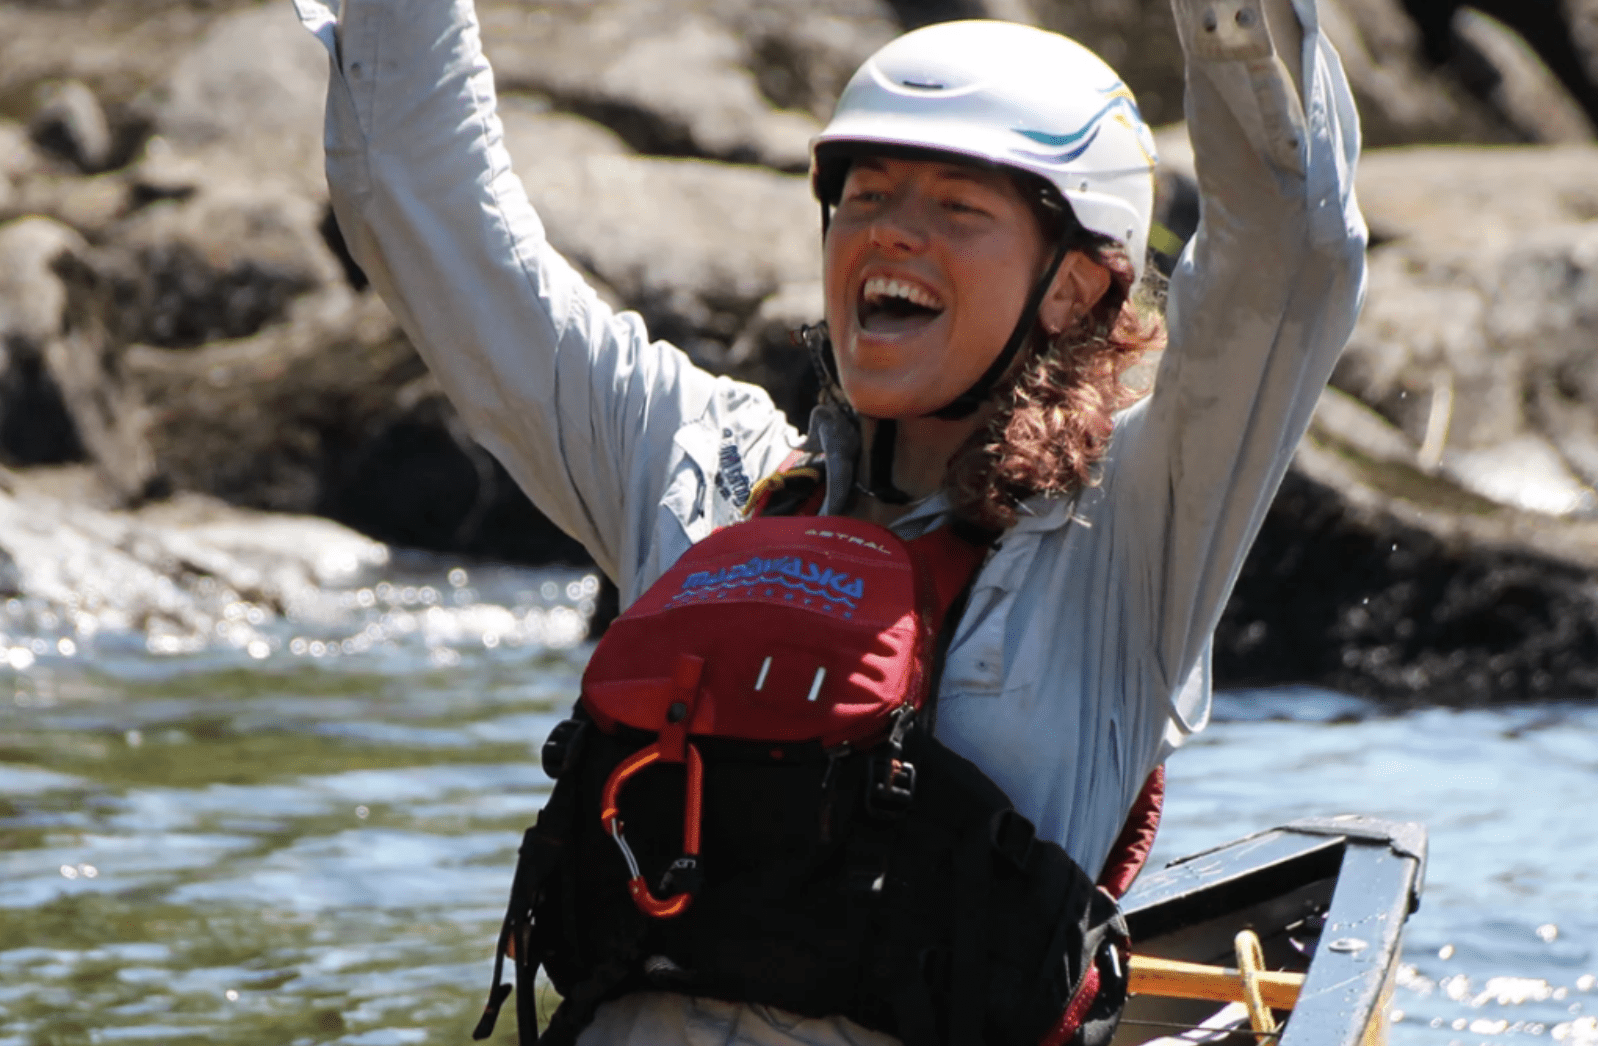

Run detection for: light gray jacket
[[293, 0, 1362, 907]]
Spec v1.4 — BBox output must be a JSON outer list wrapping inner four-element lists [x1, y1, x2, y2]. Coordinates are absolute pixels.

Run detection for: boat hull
[[1115, 816, 1427, 1046]]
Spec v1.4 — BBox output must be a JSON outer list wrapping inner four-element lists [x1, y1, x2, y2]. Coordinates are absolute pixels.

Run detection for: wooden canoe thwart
[[1114, 816, 1427, 1046], [1128, 954, 1304, 1011]]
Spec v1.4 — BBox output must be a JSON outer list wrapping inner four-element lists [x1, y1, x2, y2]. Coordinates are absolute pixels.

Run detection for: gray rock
[[1217, 434, 1598, 703], [107, 178, 344, 349], [479, 0, 899, 170], [1212, 144, 1598, 702], [501, 118, 820, 350], [726, 281, 826, 425], [41, 187, 355, 504], [0, 217, 89, 465], [28, 80, 115, 173], [1032, 0, 1187, 128], [5, 114, 133, 237], [0, 543, 18, 598], [0, 1, 256, 112], [1355, 144, 1598, 251], [498, 95, 636, 161], [0, 120, 43, 179], [0, 465, 390, 650], [0, 217, 85, 350], [1580, 0, 1598, 88], [1316, 0, 1514, 146], [137, 2, 331, 197], [43, 246, 159, 499], [1398, 0, 1598, 135], [1035, 0, 1593, 144], [1494, 227, 1598, 499], [41, 240, 592, 562], [5, 171, 132, 239], [1, 120, 43, 217], [1340, 146, 1598, 507], [115, 288, 424, 512], [887, 0, 1039, 27], [1453, 10, 1596, 144]]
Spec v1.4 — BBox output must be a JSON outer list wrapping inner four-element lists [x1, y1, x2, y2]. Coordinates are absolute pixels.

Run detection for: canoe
[[1117, 815, 1427, 1046]]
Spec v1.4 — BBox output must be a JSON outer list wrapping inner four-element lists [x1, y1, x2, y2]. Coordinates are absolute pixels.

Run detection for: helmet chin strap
[[929, 240, 1071, 421], [865, 418, 914, 504], [861, 239, 1072, 505]]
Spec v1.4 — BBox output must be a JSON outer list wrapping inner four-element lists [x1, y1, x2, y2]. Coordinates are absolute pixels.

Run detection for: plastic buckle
[[541, 718, 587, 779], [658, 855, 703, 898], [990, 808, 1037, 872], [866, 752, 916, 817]]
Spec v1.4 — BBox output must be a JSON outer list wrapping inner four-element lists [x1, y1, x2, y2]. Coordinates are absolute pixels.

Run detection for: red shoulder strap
[[1096, 764, 1166, 899], [905, 524, 990, 625]]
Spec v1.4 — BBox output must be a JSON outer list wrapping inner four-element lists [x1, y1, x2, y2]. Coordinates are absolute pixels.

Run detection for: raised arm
[[1104, 0, 1365, 730], [293, 0, 794, 591]]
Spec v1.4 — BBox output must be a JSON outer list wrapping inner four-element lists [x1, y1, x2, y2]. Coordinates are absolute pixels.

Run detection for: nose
[[866, 193, 930, 253]]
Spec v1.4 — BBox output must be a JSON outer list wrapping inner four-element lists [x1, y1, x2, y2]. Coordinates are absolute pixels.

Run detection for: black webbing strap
[[512, 924, 541, 1045], [1037, 886, 1090, 1003], [949, 825, 994, 1046], [795, 322, 844, 408], [475, 982, 514, 1041], [867, 419, 913, 505], [473, 824, 565, 1041], [476, 713, 594, 1044], [892, 970, 943, 1046]]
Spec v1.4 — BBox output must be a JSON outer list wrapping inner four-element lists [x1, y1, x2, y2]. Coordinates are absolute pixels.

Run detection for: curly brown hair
[[946, 244, 1167, 532]]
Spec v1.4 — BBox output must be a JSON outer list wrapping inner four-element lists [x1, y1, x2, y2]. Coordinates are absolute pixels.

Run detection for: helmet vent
[[899, 78, 947, 90]]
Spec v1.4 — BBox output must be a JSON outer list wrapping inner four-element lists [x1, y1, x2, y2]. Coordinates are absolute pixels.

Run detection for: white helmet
[[812, 19, 1158, 284]]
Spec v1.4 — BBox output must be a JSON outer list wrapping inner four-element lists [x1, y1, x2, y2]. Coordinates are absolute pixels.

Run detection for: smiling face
[[823, 154, 1053, 420]]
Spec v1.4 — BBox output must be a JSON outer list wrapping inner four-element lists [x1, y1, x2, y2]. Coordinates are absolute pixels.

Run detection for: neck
[[847, 413, 989, 526]]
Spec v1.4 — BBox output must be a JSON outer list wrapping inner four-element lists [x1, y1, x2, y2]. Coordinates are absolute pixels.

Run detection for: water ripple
[[1, 553, 1591, 1045]]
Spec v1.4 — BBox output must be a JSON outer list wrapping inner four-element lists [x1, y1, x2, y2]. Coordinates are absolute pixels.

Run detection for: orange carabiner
[[600, 741, 705, 919]]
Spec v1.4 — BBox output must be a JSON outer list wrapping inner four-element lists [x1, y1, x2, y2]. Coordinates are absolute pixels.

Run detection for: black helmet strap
[[928, 237, 1071, 421], [866, 418, 913, 504]]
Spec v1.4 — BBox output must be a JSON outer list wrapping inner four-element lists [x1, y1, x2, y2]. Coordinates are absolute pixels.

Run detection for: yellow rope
[[743, 467, 822, 516], [1234, 930, 1278, 1041]]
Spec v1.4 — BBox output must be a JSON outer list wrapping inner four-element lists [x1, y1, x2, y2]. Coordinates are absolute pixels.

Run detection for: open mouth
[[857, 276, 945, 336]]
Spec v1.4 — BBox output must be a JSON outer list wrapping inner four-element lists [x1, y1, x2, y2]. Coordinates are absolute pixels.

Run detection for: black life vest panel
[[474, 468, 1130, 1046]]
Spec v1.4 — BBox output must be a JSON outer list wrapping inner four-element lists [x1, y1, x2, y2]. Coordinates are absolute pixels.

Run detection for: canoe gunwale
[[1118, 816, 1427, 1046]]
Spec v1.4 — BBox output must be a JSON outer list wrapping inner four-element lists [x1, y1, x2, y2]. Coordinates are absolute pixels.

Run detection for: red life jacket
[[475, 467, 1139, 1046]]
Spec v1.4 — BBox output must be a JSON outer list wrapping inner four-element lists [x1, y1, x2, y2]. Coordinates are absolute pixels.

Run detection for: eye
[[943, 197, 990, 217], [846, 186, 887, 205]]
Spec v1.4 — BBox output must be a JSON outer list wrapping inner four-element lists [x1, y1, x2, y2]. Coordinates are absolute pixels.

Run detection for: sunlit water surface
[[1, 557, 1593, 1046]]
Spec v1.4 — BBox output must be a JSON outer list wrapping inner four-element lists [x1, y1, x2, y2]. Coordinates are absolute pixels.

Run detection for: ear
[[1038, 250, 1113, 336]]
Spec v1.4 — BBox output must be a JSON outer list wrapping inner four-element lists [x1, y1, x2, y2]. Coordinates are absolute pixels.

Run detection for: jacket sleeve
[[1103, 0, 1366, 742], [292, 0, 791, 587]]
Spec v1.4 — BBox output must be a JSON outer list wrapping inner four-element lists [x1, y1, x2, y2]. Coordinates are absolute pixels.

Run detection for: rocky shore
[[2, 0, 1597, 702]]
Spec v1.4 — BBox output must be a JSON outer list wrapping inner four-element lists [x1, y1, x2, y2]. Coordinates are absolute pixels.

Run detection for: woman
[[293, 0, 1365, 1042]]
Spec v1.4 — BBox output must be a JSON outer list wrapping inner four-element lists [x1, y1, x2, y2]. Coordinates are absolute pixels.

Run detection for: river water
[[2, 554, 1594, 1046]]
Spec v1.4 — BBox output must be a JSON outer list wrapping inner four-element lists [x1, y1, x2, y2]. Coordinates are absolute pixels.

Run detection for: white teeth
[[862, 277, 942, 311]]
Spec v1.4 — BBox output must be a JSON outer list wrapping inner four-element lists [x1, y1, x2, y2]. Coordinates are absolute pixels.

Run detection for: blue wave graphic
[[1013, 88, 1145, 164], [1015, 126, 1100, 164], [671, 573, 859, 610], [676, 554, 865, 607]]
